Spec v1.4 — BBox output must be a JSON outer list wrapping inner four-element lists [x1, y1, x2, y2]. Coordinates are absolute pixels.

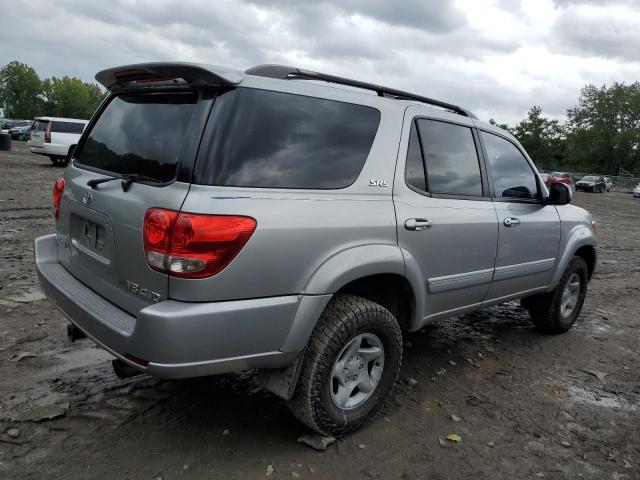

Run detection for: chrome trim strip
[[493, 258, 556, 282], [427, 267, 494, 294]]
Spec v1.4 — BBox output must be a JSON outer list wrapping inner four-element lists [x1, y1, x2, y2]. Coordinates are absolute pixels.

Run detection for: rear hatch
[[30, 119, 48, 147], [56, 89, 209, 315]]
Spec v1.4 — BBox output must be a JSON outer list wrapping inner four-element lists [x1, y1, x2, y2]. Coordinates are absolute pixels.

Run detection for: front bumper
[[35, 234, 330, 378]]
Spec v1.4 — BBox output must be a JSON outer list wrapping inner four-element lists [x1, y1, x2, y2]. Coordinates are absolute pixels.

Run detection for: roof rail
[[245, 64, 477, 119]]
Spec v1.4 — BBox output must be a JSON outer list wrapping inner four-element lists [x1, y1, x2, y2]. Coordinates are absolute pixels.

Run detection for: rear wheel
[[288, 294, 402, 436], [522, 256, 589, 334]]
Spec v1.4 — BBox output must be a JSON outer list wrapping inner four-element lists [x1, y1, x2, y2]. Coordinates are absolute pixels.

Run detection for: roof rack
[[245, 64, 477, 120]]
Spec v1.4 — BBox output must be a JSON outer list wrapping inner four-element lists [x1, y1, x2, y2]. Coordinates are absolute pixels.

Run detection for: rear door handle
[[405, 218, 432, 231], [503, 217, 521, 227]]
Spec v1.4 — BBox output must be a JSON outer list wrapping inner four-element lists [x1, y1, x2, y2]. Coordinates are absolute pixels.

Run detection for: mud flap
[[258, 351, 305, 400]]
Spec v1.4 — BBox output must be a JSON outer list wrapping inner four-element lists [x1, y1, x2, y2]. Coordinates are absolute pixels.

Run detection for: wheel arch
[[550, 227, 597, 289]]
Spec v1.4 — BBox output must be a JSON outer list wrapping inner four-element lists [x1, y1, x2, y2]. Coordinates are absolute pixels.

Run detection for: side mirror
[[547, 182, 572, 205]]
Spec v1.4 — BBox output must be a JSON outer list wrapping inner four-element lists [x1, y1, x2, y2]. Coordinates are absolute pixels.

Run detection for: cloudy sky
[[2, 0, 639, 124]]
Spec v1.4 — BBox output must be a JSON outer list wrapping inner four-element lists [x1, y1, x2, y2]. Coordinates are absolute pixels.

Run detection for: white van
[[28, 117, 89, 165]]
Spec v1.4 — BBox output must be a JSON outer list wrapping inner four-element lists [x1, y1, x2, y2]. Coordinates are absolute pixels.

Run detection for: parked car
[[35, 62, 597, 436], [575, 175, 607, 193], [1, 120, 16, 134], [539, 172, 550, 184], [634, 184, 640, 198], [9, 121, 33, 141], [28, 117, 88, 166], [546, 171, 572, 187]]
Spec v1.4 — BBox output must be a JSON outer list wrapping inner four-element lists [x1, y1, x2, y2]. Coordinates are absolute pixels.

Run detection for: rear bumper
[[35, 234, 330, 378], [28, 143, 68, 157]]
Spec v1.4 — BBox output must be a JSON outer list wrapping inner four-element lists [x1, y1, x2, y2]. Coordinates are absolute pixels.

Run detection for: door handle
[[405, 218, 432, 231], [503, 217, 521, 227]]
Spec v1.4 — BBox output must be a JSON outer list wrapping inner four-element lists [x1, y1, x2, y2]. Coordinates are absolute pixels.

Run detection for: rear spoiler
[[95, 62, 244, 92]]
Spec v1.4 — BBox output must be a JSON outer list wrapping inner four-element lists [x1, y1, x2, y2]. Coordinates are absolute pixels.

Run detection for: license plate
[[82, 220, 107, 252]]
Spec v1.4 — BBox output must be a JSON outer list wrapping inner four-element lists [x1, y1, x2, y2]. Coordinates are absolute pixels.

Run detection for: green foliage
[[564, 82, 640, 175], [512, 106, 565, 171], [42, 76, 107, 119], [495, 84, 640, 175], [0, 60, 106, 121], [0, 61, 44, 119]]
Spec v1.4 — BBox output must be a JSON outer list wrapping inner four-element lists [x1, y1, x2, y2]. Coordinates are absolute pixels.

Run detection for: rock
[[358, 443, 366, 449], [438, 437, 447, 448], [297, 434, 336, 451], [266, 464, 274, 476], [450, 414, 462, 423], [407, 378, 418, 387], [488, 441, 495, 448], [291, 473, 300, 478], [222, 429, 230, 436], [16, 402, 69, 422], [436, 368, 447, 376], [448, 360, 457, 366], [7, 428, 19, 438], [10, 352, 36, 362], [561, 440, 571, 448]]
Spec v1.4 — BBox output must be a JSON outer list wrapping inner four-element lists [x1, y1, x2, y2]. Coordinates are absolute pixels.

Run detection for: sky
[[2, 0, 639, 125]]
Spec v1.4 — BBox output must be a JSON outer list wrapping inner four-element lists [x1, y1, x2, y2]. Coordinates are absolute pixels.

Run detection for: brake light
[[44, 122, 51, 143], [143, 208, 256, 278], [53, 178, 65, 219]]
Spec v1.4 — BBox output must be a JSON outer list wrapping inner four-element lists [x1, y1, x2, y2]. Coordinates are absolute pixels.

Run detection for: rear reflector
[[44, 121, 51, 143], [143, 208, 256, 278], [53, 177, 65, 220]]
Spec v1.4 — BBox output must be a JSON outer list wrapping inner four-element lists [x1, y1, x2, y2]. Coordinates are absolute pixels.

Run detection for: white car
[[634, 184, 640, 198], [28, 117, 88, 166]]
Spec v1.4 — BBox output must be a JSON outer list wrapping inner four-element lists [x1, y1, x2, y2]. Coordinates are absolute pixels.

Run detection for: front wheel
[[522, 256, 589, 334], [288, 294, 402, 436]]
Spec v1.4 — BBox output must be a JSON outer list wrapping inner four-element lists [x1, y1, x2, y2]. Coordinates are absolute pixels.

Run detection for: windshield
[[581, 175, 597, 182], [75, 91, 199, 183], [550, 172, 565, 177]]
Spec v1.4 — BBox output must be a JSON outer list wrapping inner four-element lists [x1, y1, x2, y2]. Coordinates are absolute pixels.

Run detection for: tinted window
[[481, 132, 539, 200], [76, 92, 198, 182], [405, 122, 426, 191], [51, 121, 85, 134], [195, 88, 380, 189], [34, 120, 48, 131], [417, 119, 482, 196]]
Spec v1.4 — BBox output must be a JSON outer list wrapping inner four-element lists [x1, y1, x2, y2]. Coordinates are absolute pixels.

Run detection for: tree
[[0, 61, 44, 119], [42, 76, 107, 119], [565, 82, 640, 175], [512, 106, 565, 171]]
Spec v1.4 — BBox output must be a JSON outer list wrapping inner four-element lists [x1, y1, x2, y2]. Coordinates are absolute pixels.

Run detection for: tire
[[522, 256, 589, 334], [288, 294, 403, 436]]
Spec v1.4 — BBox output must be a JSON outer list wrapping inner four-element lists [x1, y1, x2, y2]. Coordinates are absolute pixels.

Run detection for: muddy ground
[[1, 142, 639, 480]]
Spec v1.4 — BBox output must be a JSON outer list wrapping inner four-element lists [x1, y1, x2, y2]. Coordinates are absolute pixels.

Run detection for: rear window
[[194, 88, 381, 189], [51, 121, 85, 134], [75, 92, 198, 182], [34, 120, 48, 131]]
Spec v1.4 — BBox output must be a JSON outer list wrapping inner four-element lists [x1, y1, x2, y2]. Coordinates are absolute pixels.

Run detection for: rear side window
[[195, 88, 380, 189], [481, 131, 539, 200], [416, 119, 483, 196], [51, 121, 85, 134], [76, 91, 198, 182]]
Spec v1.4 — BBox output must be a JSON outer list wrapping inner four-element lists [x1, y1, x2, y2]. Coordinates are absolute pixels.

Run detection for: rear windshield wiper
[[87, 174, 161, 192]]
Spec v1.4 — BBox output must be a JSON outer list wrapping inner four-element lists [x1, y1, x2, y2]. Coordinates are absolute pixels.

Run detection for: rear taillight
[[53, 178, 65, 220], [143, 208, 256, 278], [44, 122, 51, 143]]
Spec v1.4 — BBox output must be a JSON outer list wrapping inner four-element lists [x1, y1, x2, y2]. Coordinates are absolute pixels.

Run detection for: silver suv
[[36, 62, 597, 436]]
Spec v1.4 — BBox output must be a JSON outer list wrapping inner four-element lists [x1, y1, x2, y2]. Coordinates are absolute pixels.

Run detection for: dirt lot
[[1, 142, 639, 480]]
